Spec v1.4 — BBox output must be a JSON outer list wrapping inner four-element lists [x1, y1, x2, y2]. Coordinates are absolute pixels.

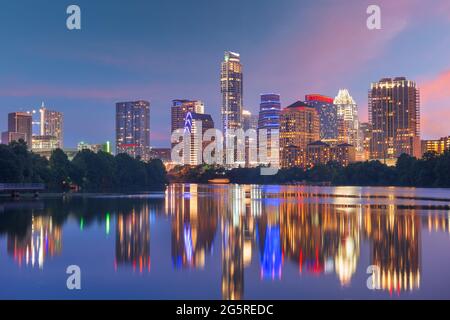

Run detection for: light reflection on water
[[0, 184, 450, 300]]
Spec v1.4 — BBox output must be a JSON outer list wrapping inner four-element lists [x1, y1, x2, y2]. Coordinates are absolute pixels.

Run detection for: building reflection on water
[[6, 215, 62, 269], [115, 206, 151, 273], [1, 185, 450, 299], [164, 185, 448, 299]]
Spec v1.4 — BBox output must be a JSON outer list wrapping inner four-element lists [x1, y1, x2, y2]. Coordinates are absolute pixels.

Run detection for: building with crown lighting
[[305, 95, 338, 140], [183, 112, 214, 165]]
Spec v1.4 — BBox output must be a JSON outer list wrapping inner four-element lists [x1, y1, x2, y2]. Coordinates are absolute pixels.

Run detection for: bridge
[[0, 183, 46, 198]]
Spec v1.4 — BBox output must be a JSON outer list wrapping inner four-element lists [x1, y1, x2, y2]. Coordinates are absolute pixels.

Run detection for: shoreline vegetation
[[168, 151, 450, 188], [1, 140, 449, 193], [0, 141, 168, 193]]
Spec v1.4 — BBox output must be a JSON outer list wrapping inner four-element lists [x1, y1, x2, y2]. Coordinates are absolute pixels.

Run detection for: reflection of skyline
[[6, 216, 62, 269], [1, 185, 450, 299], [166, 184, 218, 269], [115, 207, 151, 273]]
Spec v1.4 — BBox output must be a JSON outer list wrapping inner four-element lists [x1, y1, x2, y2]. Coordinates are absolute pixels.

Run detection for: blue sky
[[1, 0, 450, 147]]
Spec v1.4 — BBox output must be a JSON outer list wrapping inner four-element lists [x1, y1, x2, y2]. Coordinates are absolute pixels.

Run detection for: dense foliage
[[0, 140, 167, 191], [169, 151, 450, 188]]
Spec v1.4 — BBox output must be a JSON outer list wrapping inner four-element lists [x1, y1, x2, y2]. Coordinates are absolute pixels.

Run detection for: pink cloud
[[420, 70, 450, 139]]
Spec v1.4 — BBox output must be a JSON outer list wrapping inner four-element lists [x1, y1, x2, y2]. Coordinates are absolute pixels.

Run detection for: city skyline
[[1, 0, 450, 148]]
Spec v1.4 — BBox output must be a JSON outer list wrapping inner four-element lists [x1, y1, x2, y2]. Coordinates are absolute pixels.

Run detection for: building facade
[[421, 136, 450, 156], [258, 94, 281, 166], [78, 141, 112, 154], [369, 77, 421, 161], [39, 103, 63, 148], [305, 95, 338, 140], [221, 51, 243, 134], [334, 90, 360, 150], [116, 100, 151, 161], [280, 102, 320, 168], [183, 112, 215, 165], [3, 112, 33, 148], [171, 99, 204, 137]]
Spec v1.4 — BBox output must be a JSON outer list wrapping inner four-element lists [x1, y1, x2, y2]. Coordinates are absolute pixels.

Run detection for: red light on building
[[305, 94, 334, 104]]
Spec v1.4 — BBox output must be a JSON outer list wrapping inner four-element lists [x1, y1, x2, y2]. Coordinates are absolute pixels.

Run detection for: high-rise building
[[171, 99, 204, 137], [334, 90, 360, 149], [258, 94, 281, 166], [183, 112, 215, 165], [305, 95, 338, 140], [116, 100, 151, 161], [3, 112, 33, 148], [280, 101, 320, 168], [369, 77, 421, 162], [39, 103, 63, 148], [221, 51, 243, 141]]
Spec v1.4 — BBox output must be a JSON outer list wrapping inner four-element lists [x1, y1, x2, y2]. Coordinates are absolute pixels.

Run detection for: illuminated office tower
[[115, 100, 151, 161], [360, 122, 372, 161], [221, 51, 243, 163], [369, 77, 421, 162], [334, 90, 360, 150], [280, 101, 320, 168], [39, 103, 64, 148], [171, 99, 204, 137], [3, 112, 33, 148], [258, 94, 281, 166], [305, 95, 338, 140], [183, 112, 214, 165]]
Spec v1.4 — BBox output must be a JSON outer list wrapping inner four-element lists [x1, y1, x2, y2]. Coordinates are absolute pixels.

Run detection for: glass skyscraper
[[258, 94, 281, 166], [221, 51, 243, 134], [115, 100, 151, 161]]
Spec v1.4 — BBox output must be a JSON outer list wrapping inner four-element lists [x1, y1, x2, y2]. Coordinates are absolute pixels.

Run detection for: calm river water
[[1, 184, 450, 300]]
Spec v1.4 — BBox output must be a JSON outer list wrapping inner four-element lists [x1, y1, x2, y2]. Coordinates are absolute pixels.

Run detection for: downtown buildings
[[369, 77, 421, 163], [115, 100, 151, 161], [171, 99, 205, 139], [39, 103, 64, 149]]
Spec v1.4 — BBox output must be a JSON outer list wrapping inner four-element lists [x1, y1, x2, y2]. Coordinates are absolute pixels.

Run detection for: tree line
[[0, 140, 167, 191], [169, 151, 450, 188]]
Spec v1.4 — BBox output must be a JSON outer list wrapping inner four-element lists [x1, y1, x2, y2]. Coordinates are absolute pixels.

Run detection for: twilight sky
[[0, 0, 450, 147]]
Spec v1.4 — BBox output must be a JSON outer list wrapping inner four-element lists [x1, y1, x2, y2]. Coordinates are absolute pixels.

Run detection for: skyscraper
[[171, 99, 205, 137], [305, 95, 338, 140], [116, 100, 151, 160], [369, 77, 421, 162], [183, 112, 214, 165], [334, 89, 360, 153], [39, 102, 64, 148], [221, 51, 243, 134], [258, 94, 281, 166], [280, 101, 320, 168], [3, 112, 33, 148]]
